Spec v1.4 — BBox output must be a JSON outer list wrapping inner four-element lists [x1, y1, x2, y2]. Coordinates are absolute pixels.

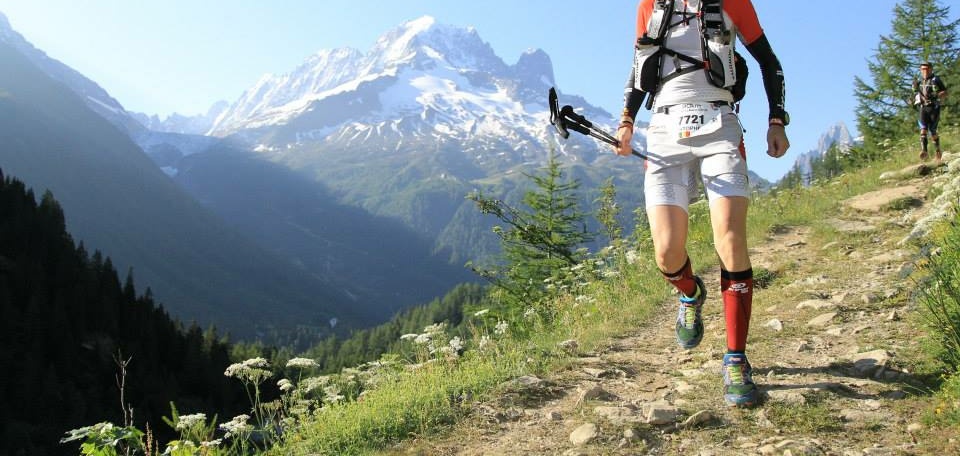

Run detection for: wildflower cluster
[[224, 357, 273, 384], [218, 414, 252, 439]]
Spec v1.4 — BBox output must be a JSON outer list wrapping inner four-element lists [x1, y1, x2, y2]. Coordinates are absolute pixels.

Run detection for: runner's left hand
[[767, 126, 790, 158]]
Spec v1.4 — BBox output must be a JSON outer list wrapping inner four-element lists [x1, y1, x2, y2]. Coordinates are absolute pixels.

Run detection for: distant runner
[[615, 0, 789, 407], [913, 62, 948, 163]]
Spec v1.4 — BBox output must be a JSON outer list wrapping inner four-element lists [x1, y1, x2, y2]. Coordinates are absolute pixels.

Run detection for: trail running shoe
[[675, 276, 706, 349], [722, 352, 758, 407]]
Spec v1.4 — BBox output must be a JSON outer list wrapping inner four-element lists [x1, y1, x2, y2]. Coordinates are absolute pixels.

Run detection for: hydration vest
[[917, 75, 944, 107], [634, 0, 747, 108]]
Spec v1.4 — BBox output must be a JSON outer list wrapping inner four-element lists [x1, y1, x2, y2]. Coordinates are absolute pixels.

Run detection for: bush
[[918, 209, 960, 372]]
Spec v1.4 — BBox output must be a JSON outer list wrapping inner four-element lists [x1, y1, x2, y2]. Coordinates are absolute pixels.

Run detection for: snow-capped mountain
[[792, 122, 856, 183], [201, 16, 641, 262], [208, 16, 622, 167], [193, 16, 644, 263], [0, 11, 475, 338], [132, 100, 229, 135]]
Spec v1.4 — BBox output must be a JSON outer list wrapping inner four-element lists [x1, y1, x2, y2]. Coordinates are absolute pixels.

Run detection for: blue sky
[[1, 1, 954, 181]]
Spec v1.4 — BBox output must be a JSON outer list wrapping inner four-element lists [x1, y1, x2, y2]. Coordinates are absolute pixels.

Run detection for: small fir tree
[[468, 150, 593, 308]]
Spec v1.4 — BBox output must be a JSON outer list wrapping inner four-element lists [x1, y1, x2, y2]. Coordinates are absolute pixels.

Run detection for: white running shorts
[[643, 105, 749, 212]]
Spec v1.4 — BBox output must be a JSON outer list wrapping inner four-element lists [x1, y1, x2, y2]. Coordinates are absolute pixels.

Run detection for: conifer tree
[[469, 151, 593, 307], [854, 0, 959, 146]]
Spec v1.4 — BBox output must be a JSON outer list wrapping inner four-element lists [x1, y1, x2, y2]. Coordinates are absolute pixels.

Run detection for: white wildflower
[[570, 264, 585, 272], [218, 415, 252, 438], [602, 270, 620, 278], [473, 308, 490, 317], [174, 413, 206, 431], [223, 362, 245, 377], [277, 378, 294, 392], [423, 322, 447, 336], [286, 358, 319, 369], [477, 335, 492, 351], [414, 333, 431, 345], [200, 439, 222, 448], [400, 333, 419, 341], [625, 250, 640, 265], [323, 385, 345, 404], [325, 393, 345, 404], [438, 345, 458, 358], [298, 376, 329, 394], [448, 336, 464, 352], [242, 357, 269, 368], [523, 307, 536, 319], [495, 320, 509, 335], [224, 358, 273, 383], [341, 367, 361, 377]]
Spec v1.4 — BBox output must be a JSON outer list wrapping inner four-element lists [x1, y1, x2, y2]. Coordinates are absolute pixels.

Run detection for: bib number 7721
[[679, 115, 706, 127], [671, 103, 723, 139]]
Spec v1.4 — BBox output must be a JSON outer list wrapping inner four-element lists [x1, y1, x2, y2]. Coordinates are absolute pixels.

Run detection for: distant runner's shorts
[[643, 105, 749, 212], [919, 105, 941, 136]]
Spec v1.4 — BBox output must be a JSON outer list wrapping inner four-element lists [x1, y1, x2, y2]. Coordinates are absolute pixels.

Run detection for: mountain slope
[[203, 16, 646, 262], [1, 12, 477, 337], [171, 143, 475, 316], [0, 39, 367, 339], [0, 171, 247, 456]]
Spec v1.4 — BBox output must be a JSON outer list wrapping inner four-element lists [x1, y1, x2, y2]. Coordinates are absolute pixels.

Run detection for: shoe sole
[[724, 394, 758, 407], [677, 330, 703, 350]]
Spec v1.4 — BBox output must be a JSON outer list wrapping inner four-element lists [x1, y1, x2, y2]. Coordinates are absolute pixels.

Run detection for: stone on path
[[850, 350, 892, 377], [808, 312, 838, 327], [677, 410, 715, 429], [569, 423, 598, 446], [593, 406, 640, 425], [577, 383, 612, 404], [643, 401, 681, 425], [766, 389, 807, 405], [797, 299, 836, 310], [765, 318, 784, 331]]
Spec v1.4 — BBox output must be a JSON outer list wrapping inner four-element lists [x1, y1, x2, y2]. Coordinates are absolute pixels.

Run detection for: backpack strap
[[700, 0, 725, 38]]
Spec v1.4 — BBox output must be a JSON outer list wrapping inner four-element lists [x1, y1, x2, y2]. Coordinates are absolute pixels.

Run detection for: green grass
[[763, 393, 845, 434], [267, 125, 960, 455], [269, 254, 672, 455]]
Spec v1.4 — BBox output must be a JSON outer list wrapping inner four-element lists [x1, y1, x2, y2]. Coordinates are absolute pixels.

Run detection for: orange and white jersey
[[635, 0, 764, 108]]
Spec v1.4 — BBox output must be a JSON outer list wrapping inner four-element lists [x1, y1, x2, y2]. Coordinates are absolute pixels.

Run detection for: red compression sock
[[661, 257, 697, 297], [722, 268, 753, 352]]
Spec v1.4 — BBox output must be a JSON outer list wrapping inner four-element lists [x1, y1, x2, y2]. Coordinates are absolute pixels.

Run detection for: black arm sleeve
[[622, 56, 646, 121], [743, 34, 787, 120]]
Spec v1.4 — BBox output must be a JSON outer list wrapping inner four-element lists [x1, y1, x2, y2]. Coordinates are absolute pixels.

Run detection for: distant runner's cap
[[920, 62, 933, 69]]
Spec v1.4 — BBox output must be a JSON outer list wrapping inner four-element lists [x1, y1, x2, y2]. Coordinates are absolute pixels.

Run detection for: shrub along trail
[[385, 155, 959, 455]]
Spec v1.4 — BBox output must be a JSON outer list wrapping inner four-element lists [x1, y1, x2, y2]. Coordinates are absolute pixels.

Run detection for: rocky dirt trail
[[388, 158, 958, 456]]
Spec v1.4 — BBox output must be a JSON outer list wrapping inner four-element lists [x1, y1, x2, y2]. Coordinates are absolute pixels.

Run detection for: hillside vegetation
[[54, 1, 960, 454]]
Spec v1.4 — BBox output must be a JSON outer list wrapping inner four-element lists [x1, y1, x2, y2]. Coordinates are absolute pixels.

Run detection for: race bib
[[668, 103, 724, 139]]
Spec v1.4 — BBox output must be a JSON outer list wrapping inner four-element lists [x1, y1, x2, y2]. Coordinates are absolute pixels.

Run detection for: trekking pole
[[548, 87, 647, 160]]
